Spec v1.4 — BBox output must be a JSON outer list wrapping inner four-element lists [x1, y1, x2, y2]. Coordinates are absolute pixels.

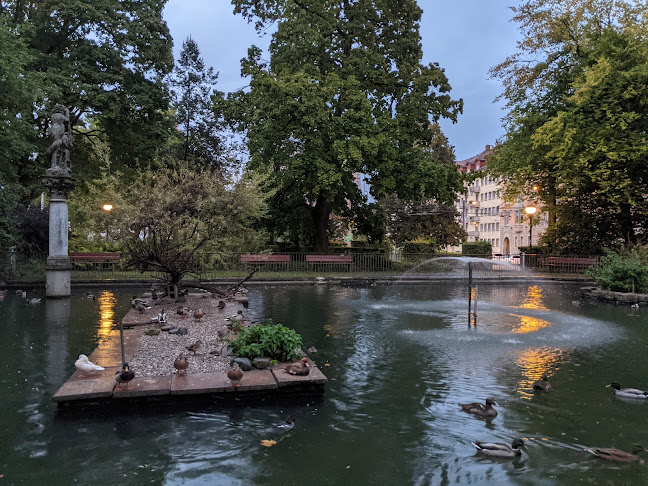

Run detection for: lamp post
[[102, 203, 113, 241], [525, 206, 537, 252]]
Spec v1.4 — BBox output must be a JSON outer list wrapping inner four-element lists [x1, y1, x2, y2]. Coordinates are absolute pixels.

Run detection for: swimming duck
[[608, 382, 647, 399], [472, 438, 525, 458], [285, 357, 310, 376], [533, 374, 551, 391], [273, 416, 295, 432], [459, 398, 498, 418], [193, 308, 205, 322], [186, 340, 202, 355], [631, 303, 639, 309], [85, 292, 95, 300], [115, 363, 135, 389], [227, 364, 244, 385], [174, 354, 189, 374], [28, 298, 41, 304], [74, 354, 105, 377], [587, 446, 644, 463]]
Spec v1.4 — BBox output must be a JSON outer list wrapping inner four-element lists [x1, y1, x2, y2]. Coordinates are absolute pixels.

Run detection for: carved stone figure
[[46, 104, 72, 175]]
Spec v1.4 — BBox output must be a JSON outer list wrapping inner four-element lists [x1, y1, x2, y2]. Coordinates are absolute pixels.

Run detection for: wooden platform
[[53, 298, 327, 405]]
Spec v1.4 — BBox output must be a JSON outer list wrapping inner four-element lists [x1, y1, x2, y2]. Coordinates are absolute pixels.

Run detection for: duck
[[608, 382, 647, 399], [308, 346, 318, 354], [115, 363, 135, 389], [177, 306, 191, 319], [85, 292, 95, 300], [151, 287, 158, 301], [631, 303, 639, 309], [459, 398, 498, 418], [193, 308, 205, 322], [174, 354, 189, 374], [587, 446, 644, 463], [285, 357, 310, 376], [533, 374, 551, 391], [74, 354, 105, 377], [130, 296, 149, 309], [218, 300, 226, 310], [28, 298, 41, 304], [185, 340, 202, 355], [269, 416, 295, 433], [471, 438, 525, 458], [227, 364, 244, 385]]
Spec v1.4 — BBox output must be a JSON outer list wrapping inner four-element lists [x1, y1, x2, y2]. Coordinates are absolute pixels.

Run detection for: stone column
[[43, 104, 75, 298]]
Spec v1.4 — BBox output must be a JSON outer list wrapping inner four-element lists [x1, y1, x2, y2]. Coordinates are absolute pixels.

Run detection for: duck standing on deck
[[459, 398, 498, 418], [285, 357, 310, 376], [115, 363, 135, 389], [74, 354, 105, 377]]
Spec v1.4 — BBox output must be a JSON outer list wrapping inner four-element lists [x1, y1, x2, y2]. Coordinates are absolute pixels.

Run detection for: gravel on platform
[[127, 294, 246, 377]]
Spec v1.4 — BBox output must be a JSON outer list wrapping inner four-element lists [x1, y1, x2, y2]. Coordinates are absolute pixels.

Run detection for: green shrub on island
[[229, 319, 303, 362], [587, 247, 648, 294], [462, 241, 492, 257]]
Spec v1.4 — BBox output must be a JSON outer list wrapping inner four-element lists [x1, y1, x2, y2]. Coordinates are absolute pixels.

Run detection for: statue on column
[[45, 104, 72, 178]]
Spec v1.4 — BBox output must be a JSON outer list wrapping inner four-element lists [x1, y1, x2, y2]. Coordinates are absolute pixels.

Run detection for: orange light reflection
[[97, 290, 117, 340], [514, 347, 564, 400], [521, 285, 548, 310]]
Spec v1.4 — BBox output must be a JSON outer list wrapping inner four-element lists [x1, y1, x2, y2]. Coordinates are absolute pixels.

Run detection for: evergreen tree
[[169, 36, 222, 169]]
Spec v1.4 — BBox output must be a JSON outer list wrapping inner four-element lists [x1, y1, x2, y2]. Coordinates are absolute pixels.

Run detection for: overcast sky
[[163, 1, 520, 161]]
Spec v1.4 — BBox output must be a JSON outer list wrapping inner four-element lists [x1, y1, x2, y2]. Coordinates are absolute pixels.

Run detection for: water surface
[[1, 281, 647, 485]]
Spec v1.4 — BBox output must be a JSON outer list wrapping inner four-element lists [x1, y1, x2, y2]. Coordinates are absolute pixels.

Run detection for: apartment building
[[446, 146, 547, 255]]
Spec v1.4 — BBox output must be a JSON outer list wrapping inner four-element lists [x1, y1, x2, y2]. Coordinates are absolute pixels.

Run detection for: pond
[[1, 279, 647, 485]]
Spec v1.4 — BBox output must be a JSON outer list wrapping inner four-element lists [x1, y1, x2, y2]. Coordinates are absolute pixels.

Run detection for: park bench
[[69, 252, 121, 270], [240, 254, 290, 265], [542, 256, 598, 272], [306, 254, 353, 269]]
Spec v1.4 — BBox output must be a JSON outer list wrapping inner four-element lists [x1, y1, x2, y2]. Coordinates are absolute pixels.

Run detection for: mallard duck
[[227, 364, 244, 385], [285, 357, 310, 376], [85, 292, 95, 300], [533, 374, 551, 391], [115, 363, 135, 389], [28, 298, 41, 304], [177, 306, 191, 319], [472, 438, 525, 458], [308, 346, 318, 354], [74, 354, 105, 377], [276, 416, 295, 431], [587, 447, 643, 463], [631, 303, 639, 309], [459, 398, 498, 418], [130, 296, 149, 309], [193, 308, 205, 322], [186, 340, 202, 355], [174, 354, 189, 374], [608, 382, 647, 399]]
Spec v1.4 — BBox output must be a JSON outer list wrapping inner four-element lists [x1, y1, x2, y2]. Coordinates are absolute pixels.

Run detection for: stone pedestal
[[43, 172, 74, 298]]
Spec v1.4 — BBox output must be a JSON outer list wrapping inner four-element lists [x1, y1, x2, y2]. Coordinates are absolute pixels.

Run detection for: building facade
[[447, 146, 547, 255]]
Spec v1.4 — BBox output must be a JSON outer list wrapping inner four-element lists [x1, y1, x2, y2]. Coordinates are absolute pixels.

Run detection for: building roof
[[456, 145, 492, 173]]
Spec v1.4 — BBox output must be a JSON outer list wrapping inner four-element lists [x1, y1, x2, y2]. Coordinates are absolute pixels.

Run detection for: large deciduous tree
[[0, 0, 174, 196], [217, 0, 463, 251], [489, 0, 648, 253], [169, 36, 223, 169]]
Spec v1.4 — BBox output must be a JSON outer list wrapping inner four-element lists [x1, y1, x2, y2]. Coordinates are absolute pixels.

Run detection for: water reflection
[[514, 347, 564, 399], [97, 290, 116, 340], [521, 285, 548, 311]]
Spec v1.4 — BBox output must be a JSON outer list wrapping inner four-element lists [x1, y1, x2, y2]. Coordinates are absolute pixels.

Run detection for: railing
[[1, 251, 600, 282]]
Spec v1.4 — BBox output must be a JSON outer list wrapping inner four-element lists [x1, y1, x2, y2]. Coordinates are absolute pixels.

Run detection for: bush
[[462, 241, 492, 257], [403, 240, 436, 254], [586, 248, 648, 293], [229, 319, 303, 362]]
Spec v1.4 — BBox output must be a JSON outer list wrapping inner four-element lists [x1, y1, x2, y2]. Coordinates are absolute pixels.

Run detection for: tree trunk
[[311, 194, 331, 252]]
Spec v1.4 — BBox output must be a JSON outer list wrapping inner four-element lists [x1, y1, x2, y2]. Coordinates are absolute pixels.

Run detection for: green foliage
[[219, 1, 463, 250], [403, 241, 436, 254], [490, 0, 648, 250], [462, 241, 493, 257], [229, 319, 303, 362], [587, 248, 648, 293]]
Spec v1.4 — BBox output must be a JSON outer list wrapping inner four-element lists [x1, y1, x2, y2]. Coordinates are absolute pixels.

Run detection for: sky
[[162, 1, 521, 161]]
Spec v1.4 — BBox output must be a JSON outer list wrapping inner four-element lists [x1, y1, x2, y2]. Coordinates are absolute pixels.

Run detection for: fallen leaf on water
[[324, 363, 331, 367], [261, 439, 277, 448], [325, 333, 330, 337]]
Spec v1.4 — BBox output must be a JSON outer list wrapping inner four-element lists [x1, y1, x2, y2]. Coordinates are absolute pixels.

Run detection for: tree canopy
[[217, 0, 463, 250], [489, 0, 648, 253]]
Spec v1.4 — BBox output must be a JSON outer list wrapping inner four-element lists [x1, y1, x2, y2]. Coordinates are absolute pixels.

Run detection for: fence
[[1, 250, 600, 283]]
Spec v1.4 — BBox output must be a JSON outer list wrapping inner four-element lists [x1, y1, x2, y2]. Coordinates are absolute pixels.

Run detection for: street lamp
[[102, 203, 113, 241], [525, 206, 537, 252]]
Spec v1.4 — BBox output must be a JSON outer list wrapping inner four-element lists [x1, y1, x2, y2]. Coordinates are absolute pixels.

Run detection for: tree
[[489, 0, 648, 252], [218, 0, 463, 251], [112, 163, 267, 291], [0, 0, 174, 198], [381, 196, 466, 247], [168, 36, 223, 169]]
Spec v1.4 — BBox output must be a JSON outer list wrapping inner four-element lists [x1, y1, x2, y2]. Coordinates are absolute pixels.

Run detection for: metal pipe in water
[[467, 262, 473, 326]]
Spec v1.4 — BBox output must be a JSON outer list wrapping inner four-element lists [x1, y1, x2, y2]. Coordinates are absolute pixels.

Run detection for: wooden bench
[[543, 256, 598, 272], [69, 252, 121, 270], [240, 254, 290, 264], [306, 255, 353, 265]]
